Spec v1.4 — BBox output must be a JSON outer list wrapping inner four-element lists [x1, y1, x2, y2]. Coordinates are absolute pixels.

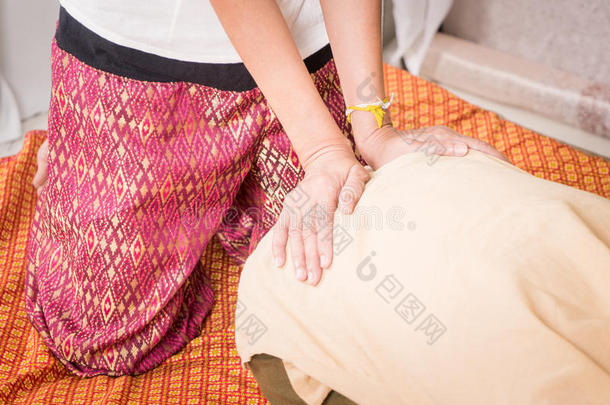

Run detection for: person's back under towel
[[236, 150, 610, 405]]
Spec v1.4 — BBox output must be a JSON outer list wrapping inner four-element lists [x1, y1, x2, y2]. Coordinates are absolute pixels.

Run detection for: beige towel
[[236, 150, 610, 405]]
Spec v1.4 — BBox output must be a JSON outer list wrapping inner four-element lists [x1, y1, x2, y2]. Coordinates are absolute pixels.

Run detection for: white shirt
[[59, 0, 329, 63]]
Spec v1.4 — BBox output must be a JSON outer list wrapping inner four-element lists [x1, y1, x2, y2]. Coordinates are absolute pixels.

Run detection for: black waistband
[[55, 7, 333, 91]]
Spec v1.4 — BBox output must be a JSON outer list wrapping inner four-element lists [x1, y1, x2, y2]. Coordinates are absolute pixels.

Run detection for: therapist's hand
[[272, 140, 370, 286], [32, 138, 49, 194], [357, 123, 509, 171]]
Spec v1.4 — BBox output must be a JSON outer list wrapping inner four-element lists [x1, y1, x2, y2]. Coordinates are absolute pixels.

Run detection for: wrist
[[300, 135, 353, 172], [353, 122, 396, 170], [281, 105, 352, 172], [350, 108, 393, 164], [350, 109, 392, 139], [348, 93, 394, 141]]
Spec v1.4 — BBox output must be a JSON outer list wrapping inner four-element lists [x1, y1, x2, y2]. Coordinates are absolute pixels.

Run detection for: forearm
[[319, 0, 391, 156], [210, 0, 350, 169]]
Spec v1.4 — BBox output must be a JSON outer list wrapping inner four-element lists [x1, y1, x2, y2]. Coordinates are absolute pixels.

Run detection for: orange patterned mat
[[1, 64, 608, 404]]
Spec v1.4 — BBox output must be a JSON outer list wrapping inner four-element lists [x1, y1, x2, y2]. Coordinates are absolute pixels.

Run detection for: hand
[[32, 139, 49, 194], [272, 140, 370, 286], [357, 124, 509, 170]]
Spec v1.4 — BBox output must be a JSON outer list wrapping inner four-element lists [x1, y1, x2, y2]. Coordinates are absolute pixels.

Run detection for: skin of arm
[[319, 0, 387, 161], [209, 0, 371, 285], [209, 0, 508, 286], [320, 0, 509, 169], [209, 0, 351, 168], [32, 1, 508, 286]]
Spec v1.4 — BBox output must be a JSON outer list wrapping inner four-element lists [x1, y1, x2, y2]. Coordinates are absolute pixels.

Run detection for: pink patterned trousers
[[25, 40, 352, 377]]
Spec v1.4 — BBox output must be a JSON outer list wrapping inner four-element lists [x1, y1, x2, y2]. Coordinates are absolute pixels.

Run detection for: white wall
[[0, 0, 59, 119]]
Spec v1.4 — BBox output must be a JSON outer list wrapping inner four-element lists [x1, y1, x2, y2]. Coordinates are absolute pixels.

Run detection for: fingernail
[[456, 143, 468, 155], [296, 267, 307, 281], [274, 256, 283, 268], [320, 254, 329, 268], [308, 272, 316, 284]]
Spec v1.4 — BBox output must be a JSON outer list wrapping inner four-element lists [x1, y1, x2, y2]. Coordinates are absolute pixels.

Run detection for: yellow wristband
[[346, 95, 393, 128]]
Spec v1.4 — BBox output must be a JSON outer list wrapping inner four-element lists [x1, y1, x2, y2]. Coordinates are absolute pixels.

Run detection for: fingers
[[408, 126, 509, 162], [288, 213, 308, 282], [439, 126, 509, 162], [403, 128, 468, 158], [272, 199, 315, 283], [32, 140, 49, 192], [318, 165, 367, 273], [271, 165, 369, 287], [338, 165, 370, 214], [32, 168, 47, 191], [302, 211, 321, 285], [272, 210, 290, 268], [461, 136, 508, 161], [316, 205, 334, 271], [437, 141, 468, 157], [295, 201, 334, 286]]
